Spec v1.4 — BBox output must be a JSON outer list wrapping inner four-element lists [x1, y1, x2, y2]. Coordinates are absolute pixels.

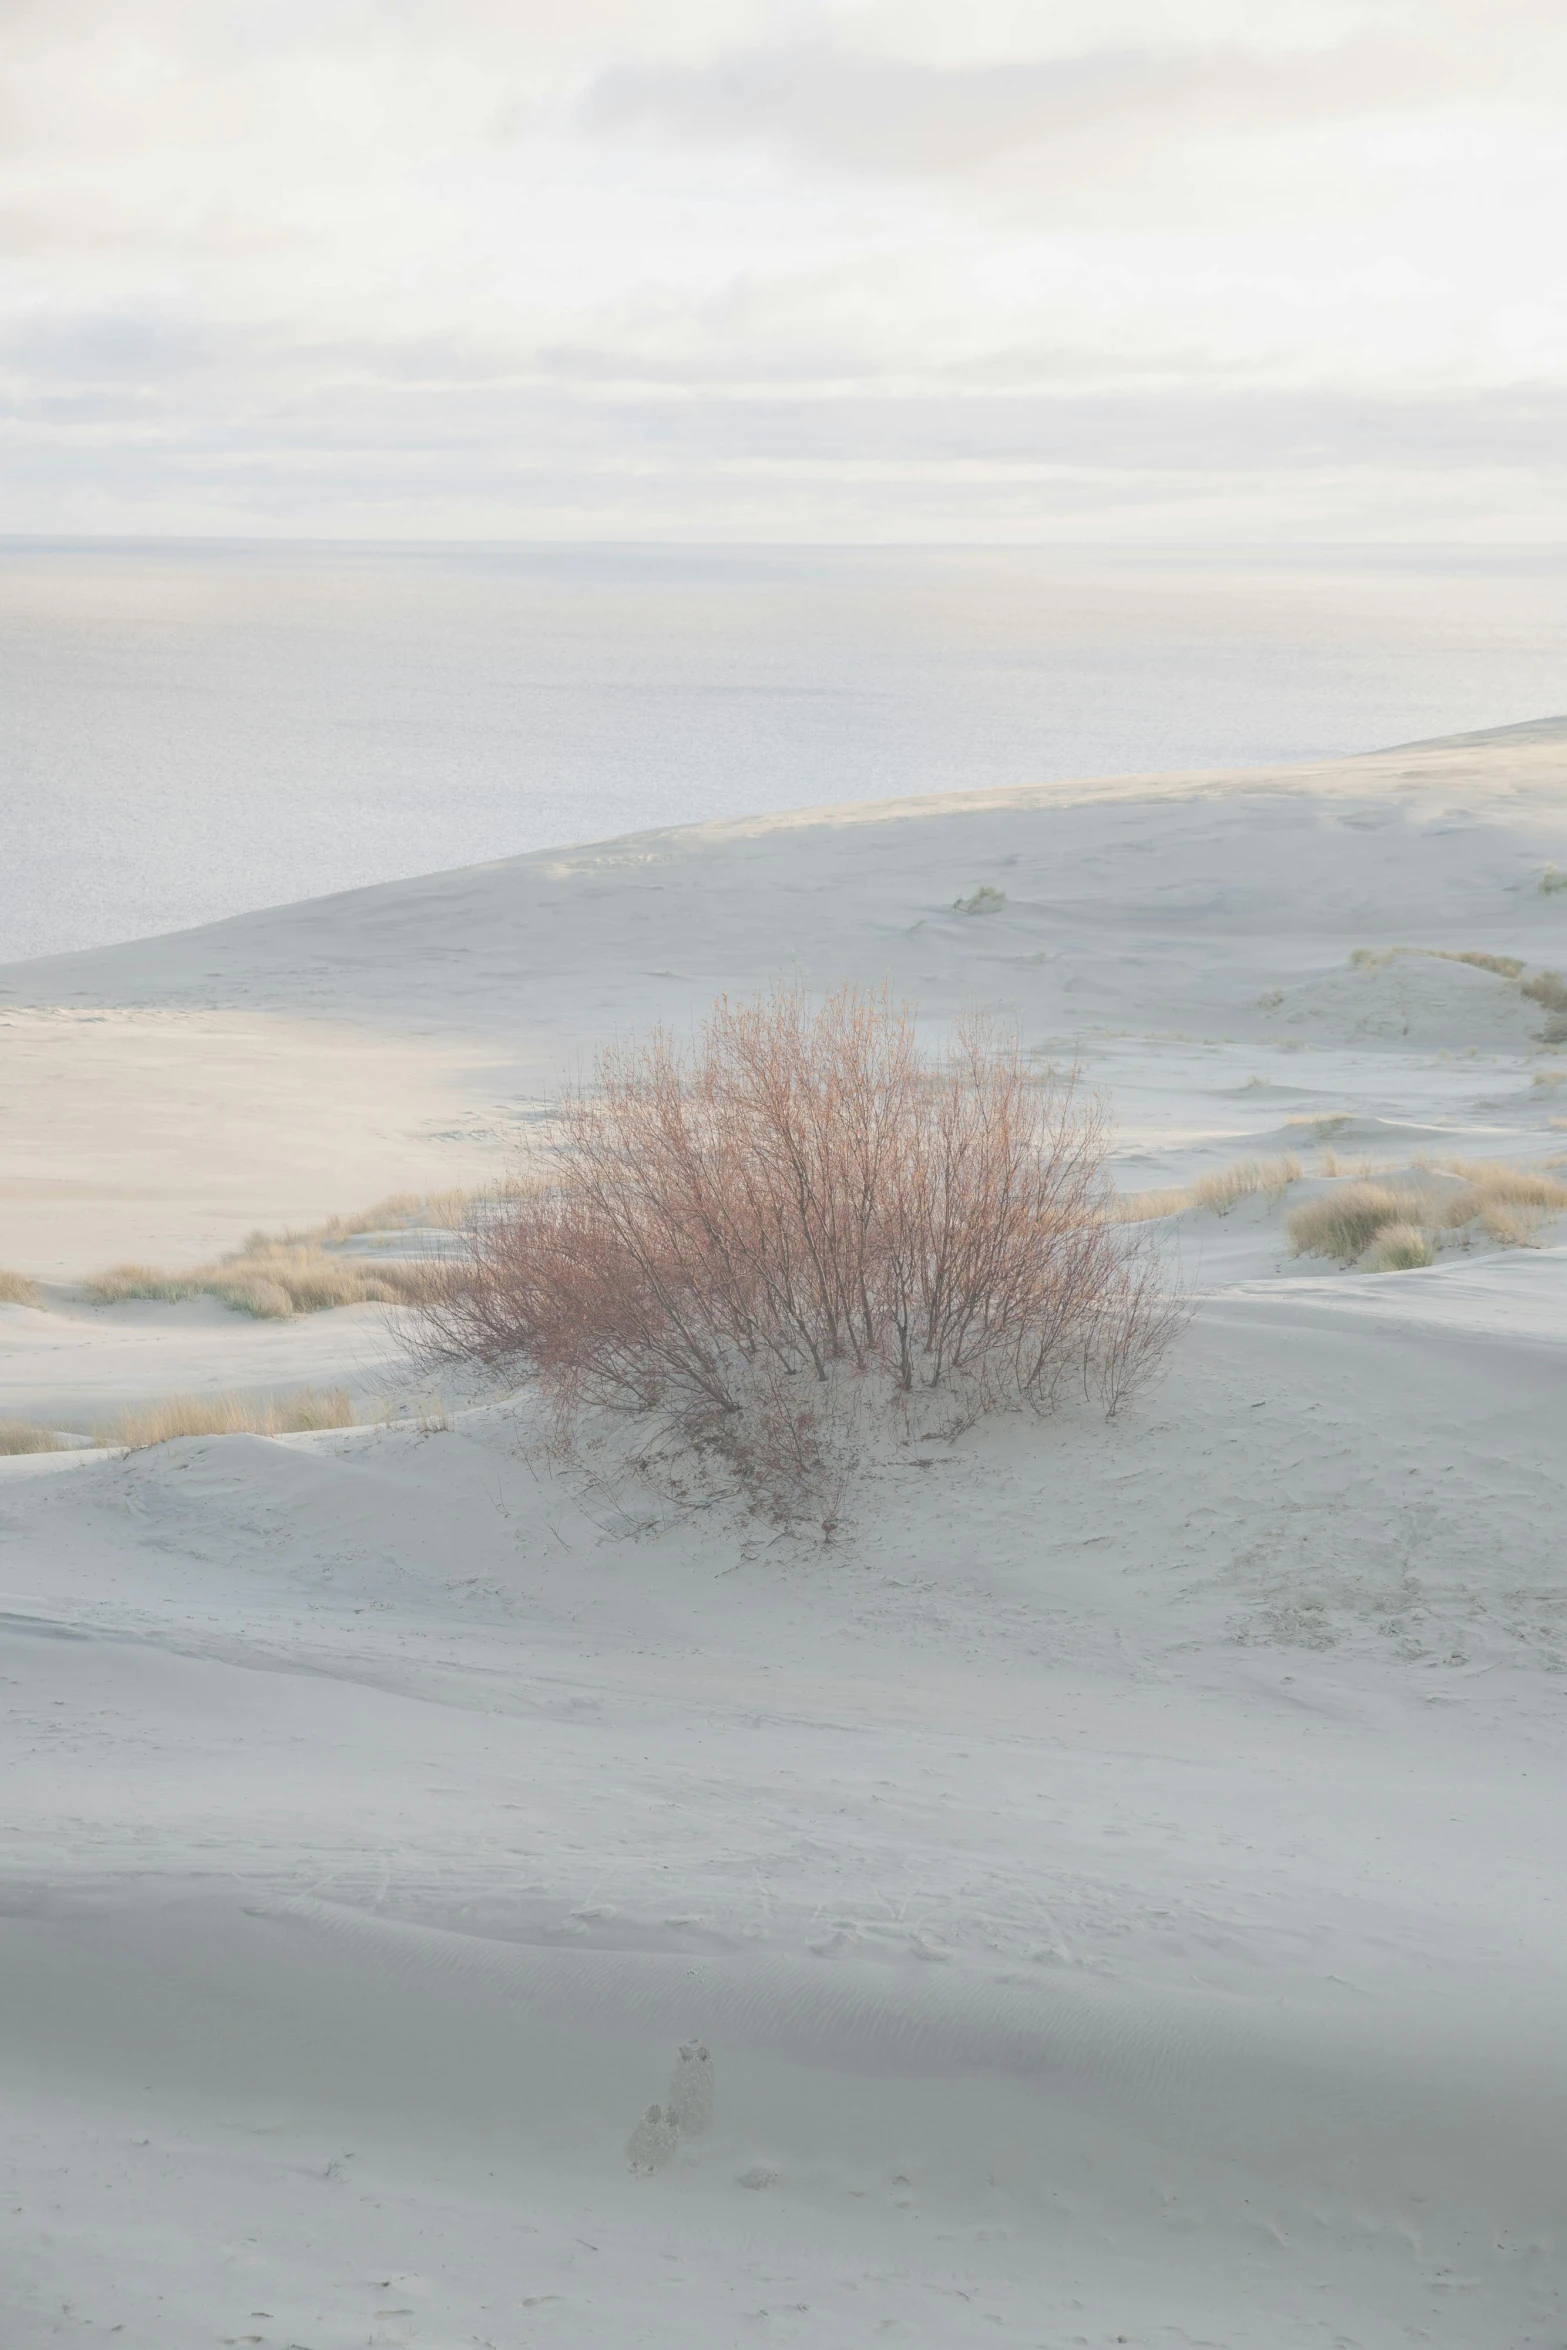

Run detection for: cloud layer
[[1, 0, 1564, 539]]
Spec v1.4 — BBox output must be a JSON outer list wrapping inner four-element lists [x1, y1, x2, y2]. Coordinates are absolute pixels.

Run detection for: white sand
[[0, 721, 1565, 2345]]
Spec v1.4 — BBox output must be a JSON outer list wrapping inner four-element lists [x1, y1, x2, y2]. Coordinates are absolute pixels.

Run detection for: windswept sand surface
[[1, 721, 1566, 2346]]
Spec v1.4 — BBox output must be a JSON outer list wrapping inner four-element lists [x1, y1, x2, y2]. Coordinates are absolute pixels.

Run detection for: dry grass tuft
[[1287, 1182, 1417, 1263], [1522, 969, 1567, 1042], [420, 985, 1179, 1524], [1540, 864, 1567, 896], [1113, 1185, 1194, 1223], [1364, 1223, 1437, 1272], [1188, 1155, 1301, 1214], [1285, 1113, 1353, 1140], [1116, 1155, 1301, 1223], [1447, 950, 1526, 979], [1290, 1156, 1567, 1264], [314, 1190, 477, 1240], [1434, 1159, 1567, 1212], [84, 1187, 490, 1318], [87, 1245, 435, 1318], [1350, 945, 1526, 979], [0, 1269, 40, 1308], [1319, 1146, 1395, 1179], [101, 1387, 354, 1450], [0, 1422, 63, 1455], [1480, 1202, 1548, 1248]]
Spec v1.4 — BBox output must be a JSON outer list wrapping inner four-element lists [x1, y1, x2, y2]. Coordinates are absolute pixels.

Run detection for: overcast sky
[[2, 0, 1564, 541]]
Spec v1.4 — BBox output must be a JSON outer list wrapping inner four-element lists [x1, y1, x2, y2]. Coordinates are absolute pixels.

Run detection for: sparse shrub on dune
[[101, 1387, 354, 1450], [0, 1422, 62, 1454], [1540, 864, 1567, 896], [0, 1269, 39, 1307], [420, 986, 1179, 1525], [1364, 1223, 1437, 1273]]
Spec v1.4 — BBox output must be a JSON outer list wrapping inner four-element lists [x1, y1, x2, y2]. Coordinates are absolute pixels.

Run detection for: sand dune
[[1, 728, 1565, 2345], [2, 726, 1565, 1270]]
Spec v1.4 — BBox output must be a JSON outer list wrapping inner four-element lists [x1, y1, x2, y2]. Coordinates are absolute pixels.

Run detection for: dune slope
[[1, 727, 1566, 2344]]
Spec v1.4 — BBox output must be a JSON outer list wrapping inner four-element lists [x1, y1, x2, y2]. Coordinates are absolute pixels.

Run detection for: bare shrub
[[1364, 1223, 1436, 1272], [0, 1422, 62, 1455], [101, 1386, 354, 1449], [421, 988, 1178, 1521], [0, 1269, 39, 1308]]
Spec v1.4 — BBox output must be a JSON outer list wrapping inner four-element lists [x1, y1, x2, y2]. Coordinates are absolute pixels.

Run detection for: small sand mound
[[1271, 955, 1544, 1052]]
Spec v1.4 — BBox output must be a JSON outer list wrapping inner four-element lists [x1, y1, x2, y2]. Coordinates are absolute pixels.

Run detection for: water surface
[[4, 539, 1565, 962]]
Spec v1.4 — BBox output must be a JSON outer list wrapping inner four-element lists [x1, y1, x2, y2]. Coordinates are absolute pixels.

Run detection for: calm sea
[[4, 539, 1565, 964]]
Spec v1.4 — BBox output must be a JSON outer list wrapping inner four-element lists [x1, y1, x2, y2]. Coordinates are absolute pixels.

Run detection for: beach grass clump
[[1540, 864, 1567, 896], [1522, 969, 1567, 1042], [1364, 1223, 1437, 1273], [101, 1386, 354, 1450], [1287, 1182, 1415, 1263], [1318, 1146, 1396, 1179], [1188, 1155, 1301, 1214], [87, 1244, 434, 1318], [953, 884, 1006, 915], [1435, 1159, 1567, 1212], [1116, 1155, 1302, 1223], [0, 1422, 63, 1455], [1350, 945, 1526, 979], [1284, 1113, 1353, 1141], [83, 1187, 493, 1318], [0, 1269, 39, 1308], [313, 1190, 477, 1241], [1448, 950, 1526, 979], [1113, 1185, 1194, 1223], [1479, 1202, 1548, 1248], [1291, 1158, 1567, 1264]]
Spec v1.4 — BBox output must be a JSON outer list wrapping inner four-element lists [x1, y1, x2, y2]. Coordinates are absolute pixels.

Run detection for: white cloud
[[0, 0, 1564, 538]]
